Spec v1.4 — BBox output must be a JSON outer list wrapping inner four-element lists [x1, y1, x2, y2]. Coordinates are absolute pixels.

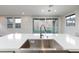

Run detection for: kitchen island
[[0, 33, 79, 53]]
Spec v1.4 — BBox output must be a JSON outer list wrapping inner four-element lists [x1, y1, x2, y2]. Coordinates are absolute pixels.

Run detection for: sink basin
[[19, 39, 68, 53], [20, 39, 63, 50]]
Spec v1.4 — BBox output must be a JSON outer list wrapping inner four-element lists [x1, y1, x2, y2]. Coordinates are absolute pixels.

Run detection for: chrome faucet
[[40, 25, 47, 39]]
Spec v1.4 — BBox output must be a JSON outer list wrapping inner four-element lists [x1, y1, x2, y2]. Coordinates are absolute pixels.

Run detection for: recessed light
[[41, 9, 45, 12], [54, 10, 56, 12], [22, 12, 25, 15]]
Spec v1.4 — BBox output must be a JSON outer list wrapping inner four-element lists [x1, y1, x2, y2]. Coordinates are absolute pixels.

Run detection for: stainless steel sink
[[18, 39, 70, 53], [29, 39, 63, 50], [21, 39, 63, 50]]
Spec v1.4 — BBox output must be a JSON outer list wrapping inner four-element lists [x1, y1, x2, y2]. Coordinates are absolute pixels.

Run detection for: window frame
[[33, 17, 59, 33], [7, 16, 22, 29], [14, 17, 22, 28], [7, 17, 14, 28], [66, 14, 76, 26]]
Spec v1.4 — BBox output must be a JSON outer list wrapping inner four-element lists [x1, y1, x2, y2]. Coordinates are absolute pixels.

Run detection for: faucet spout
[[40, 25, 47, 39]]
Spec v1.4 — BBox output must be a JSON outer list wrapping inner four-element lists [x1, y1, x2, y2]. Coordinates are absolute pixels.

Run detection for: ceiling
[[0, 5, 79, 16]]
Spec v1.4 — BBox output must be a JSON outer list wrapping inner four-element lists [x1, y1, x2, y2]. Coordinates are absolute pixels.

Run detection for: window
[[14, 17, 21, 28], [7, 17, 13, 28], [33, 17, 58, 33], [7, 17, 21, 28], [66, 14, 76, 26]]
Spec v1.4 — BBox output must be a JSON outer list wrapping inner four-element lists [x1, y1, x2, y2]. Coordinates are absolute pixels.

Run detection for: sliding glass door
[[33, 17, 58, 33]]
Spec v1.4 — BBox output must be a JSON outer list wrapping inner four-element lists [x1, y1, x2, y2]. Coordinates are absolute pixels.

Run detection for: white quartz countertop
[[0, 33, 79, 51]]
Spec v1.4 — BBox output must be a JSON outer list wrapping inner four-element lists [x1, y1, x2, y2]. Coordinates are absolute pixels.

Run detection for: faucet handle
[[40, 34, 43, 38]]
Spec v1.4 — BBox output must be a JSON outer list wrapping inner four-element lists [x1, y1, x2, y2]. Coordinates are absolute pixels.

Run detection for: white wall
[[58, 17, 64, 33], [21, 16, 33, 33], [60, 11, 79, 36], [0, 16, 62, 36], [0, 16, 33, 36]]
